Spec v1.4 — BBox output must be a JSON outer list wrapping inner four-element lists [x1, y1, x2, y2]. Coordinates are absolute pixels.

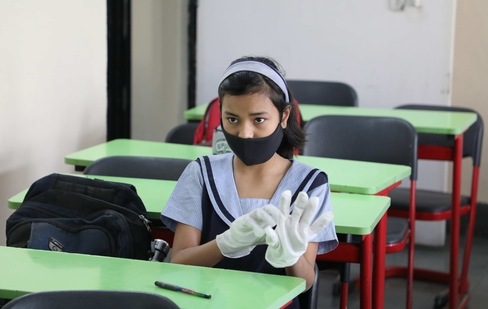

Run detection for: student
[[161, 56, 338, 305]]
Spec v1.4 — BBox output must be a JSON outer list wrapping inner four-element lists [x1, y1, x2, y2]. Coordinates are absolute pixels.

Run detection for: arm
[[171, 205, 279, 265], [163, 160, 223, 266], [285, 242, 318, 290], [170, 212, 318, 289], [170, 223, 224, 267]]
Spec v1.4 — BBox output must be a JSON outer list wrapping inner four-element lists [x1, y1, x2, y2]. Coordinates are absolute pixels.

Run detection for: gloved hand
[[216, 204, 279, 258], [265, 190, 334, 268]]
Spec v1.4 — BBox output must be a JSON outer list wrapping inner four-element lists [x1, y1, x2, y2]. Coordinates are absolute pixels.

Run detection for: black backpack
[[6, 173, 152, 260]]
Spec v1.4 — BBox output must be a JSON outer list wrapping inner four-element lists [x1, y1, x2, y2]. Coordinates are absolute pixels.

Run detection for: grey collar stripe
[[219, 61, 290, 103]]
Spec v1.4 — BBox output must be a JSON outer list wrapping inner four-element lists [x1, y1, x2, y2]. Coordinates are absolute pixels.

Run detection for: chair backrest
[[396, 104, 484, 166], [83, 156, 192, 181], [165, 122, 199, 145], [303, 115, 418, 180], [2, 290, 180, 309], [286, 80, 358, 106]]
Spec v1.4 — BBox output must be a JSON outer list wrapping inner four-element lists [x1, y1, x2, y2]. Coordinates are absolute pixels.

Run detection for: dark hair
[[218, 56, 305, 159]]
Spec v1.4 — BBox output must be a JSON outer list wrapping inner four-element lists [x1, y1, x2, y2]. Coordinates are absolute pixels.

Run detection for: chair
[[165, 122, 199, 145], [2, 290, 180, 309], [303, 115, 418, 309], [83, 155, 192, 181], [298, 263, 320, 309], [388, 104, 484, 308], [286, 80, 358, 106]]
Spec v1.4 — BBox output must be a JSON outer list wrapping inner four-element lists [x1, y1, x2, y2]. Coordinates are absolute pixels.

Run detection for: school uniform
[[162, 153, 338, 308]]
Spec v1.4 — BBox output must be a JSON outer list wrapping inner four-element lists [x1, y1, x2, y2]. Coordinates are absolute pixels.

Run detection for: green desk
[[183, 104, 209, 121], [65, 140, 211, 170], [8, 175, 390, 236], [0, 246, 304, 309], [7, 176, 175, 221], [64, 139, 410, 195], [299, 105, 476, 134], [185, 104, 476, 135], [8, 175, 390, 309]]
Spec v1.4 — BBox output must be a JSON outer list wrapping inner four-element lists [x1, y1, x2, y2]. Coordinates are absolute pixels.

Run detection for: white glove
[[216, 204, 279, 258], [265, 190, 334, 268]]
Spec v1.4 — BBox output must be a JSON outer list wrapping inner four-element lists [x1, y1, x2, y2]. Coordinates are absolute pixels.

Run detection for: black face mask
[[222, 124, 284, 166]]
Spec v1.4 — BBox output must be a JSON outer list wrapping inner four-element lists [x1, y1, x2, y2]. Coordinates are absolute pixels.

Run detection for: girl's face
[[221, 93, 290, 138]]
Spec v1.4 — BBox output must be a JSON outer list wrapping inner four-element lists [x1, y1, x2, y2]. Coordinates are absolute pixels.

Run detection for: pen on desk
[[154, 280, 212, 299]]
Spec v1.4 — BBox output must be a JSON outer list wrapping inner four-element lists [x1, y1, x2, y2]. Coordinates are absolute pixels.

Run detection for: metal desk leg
[[360, 233, 372, 309], [373, 214, 387, 309], [449, 134, 463, 309]]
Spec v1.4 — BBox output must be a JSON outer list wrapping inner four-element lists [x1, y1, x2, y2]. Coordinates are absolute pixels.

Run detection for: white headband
[[219, 60, 290, 103]]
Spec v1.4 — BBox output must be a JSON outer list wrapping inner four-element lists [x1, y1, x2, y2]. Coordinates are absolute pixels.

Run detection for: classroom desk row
[[62, 139, 411, 309], [7, 175, 391, 309], [65, 139, 410, 308], [10, 105, 476, 309], [65, 139, 410, 196], [63, 139, 407, 309], [14, 104, 476, 308]]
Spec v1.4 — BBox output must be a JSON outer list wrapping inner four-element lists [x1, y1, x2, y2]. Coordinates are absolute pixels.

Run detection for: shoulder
[[276, 160, 329, 200], [197, 154, 233, 171], [290, 160, 328, 185]]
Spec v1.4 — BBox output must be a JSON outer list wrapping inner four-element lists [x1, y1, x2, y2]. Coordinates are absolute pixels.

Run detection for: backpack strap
[[292, 98, 304, 127], [193, 98, 221, 145]]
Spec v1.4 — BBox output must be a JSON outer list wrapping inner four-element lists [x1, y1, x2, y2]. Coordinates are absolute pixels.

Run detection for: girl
[[162, 56, 337, 307]]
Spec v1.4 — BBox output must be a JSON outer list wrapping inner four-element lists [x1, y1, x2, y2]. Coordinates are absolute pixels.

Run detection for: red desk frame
[[415, 136, 466, 308], [317, 181, 402, 309], [388, 135, 470, 309]]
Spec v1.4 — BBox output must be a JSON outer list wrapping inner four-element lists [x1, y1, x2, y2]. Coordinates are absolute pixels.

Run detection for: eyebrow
[[223, 111, 269, 117]]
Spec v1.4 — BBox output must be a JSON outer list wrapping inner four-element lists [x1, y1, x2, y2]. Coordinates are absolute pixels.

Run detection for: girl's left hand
[[265, 190, 333, 268]]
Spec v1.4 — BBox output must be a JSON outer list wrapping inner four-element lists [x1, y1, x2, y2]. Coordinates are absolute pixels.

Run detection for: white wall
[[197, 1, 455, 108], [0, 1, 106, 245]]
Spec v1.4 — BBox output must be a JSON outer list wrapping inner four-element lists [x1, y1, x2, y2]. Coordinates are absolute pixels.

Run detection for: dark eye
[[255, 117, 265, 124], [226, 117, 238, 124]]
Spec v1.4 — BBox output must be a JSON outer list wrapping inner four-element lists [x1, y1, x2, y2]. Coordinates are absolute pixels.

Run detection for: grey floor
[[317, 236, 488, 309]]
